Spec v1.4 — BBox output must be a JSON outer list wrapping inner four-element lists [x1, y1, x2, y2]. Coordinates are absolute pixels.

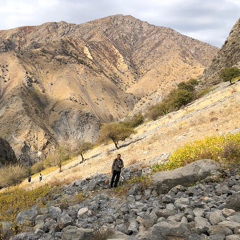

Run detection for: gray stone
[[193, 208, 205, 218], [1, 222, 13, 238], [194, 217, 211, 234], [153, 159, 220, 194], [227, 214, 240, 223], [162, 194, 174, 203], [209, 234, 225, 240], [151, 221, 190, 238], [174, 198, 190, 210], [57, 213, 73, 229], [16, 205, 39, 226], [61, 226, 94, 240], [48, 206, 61, 220], [127, 218, 139, 234], [226, 235, 240, 240], [222, 208, 236, 217], [208, 210, 225, 225], [226, 192, 240, 211], [208, 225, 232, 236], [218, 221, 240, 230]]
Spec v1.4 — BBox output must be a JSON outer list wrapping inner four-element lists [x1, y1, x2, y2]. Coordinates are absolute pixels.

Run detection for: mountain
[[0, 14, 218, 164], [200, 18, 240, 86]]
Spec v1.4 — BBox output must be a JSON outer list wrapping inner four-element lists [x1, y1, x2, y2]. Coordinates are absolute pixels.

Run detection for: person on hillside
[[28, 176, 31, 183], [110, 154, 124, 188], [39, 173, 42, 182]]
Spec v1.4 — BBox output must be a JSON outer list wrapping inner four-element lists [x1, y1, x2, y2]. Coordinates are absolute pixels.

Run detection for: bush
[[44, 146, 70, 172], [99, 122, 135, 149], [220, 67, 240, 83], [151, 132, 240, 172], [0, 165, 27, 188], [147, 79, 197, 120], [121, 114, 144, 128], [30, 161, 44, 174]]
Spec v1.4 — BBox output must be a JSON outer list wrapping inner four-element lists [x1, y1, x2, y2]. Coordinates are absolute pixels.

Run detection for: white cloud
[[0, 0, 239, 47]]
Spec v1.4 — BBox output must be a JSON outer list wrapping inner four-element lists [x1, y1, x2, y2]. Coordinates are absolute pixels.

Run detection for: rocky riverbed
[[3, 159, 240, 240]]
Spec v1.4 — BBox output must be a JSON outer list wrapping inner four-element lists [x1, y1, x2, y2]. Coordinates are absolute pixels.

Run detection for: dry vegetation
[[2, 82, 240, 194]]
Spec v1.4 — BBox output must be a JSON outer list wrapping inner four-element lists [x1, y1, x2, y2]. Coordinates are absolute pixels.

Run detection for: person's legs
[[110, 170, 117, 188], [114, 171, 121, 187]]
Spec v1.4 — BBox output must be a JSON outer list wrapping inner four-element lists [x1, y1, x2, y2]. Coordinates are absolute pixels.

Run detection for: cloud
[[0, 0, 239, 47]]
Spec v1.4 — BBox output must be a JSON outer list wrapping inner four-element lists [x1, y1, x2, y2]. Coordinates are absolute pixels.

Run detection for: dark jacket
[[112, 158, 124, 172]]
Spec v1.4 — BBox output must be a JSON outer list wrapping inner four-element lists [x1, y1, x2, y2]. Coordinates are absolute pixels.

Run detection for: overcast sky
[[0, 0, 239, 47]]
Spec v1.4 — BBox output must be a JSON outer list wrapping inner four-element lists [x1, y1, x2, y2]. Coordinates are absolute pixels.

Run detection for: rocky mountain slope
[[0, 14, 218, 164], [200, 18, 240, 86]]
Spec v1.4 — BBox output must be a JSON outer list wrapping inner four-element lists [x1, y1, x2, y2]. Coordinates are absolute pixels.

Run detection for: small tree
[[44, 145, 70, 172], [99, 122, 135, 149], [220, 67, 240, 84], [78, 142, 94, 162]]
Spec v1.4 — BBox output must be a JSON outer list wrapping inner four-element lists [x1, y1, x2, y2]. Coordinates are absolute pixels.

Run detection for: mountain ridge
[[0, 14, 218, 164]]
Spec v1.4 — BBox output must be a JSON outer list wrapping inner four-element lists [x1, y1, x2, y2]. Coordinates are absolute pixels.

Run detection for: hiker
[[39, 173, 42, 181], [28, 176, 31, 183], [110, 154, 124, 188]]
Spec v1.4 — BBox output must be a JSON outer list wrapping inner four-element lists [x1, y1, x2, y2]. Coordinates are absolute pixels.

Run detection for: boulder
[[194, 217, 211, 234], [16, 205, 39, 226], [61, 226, 94, 240], [57, 213, 73, 229], [153, 159, 220, 194], [225, 192, 240, 211], [151, 221, 190, 238]]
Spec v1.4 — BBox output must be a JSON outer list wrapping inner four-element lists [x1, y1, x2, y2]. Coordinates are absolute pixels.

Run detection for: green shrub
[[0, 165, 27, 188], [121, 113, 144, 128], [220, 67, 240, 83], [147, 79, 198, 120]]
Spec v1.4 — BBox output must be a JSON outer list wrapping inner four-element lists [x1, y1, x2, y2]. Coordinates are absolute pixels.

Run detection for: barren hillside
[[0, 14, 218, 164]]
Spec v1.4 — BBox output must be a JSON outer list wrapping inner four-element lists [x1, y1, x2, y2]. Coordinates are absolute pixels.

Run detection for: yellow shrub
[[152, 132, 240, 172]]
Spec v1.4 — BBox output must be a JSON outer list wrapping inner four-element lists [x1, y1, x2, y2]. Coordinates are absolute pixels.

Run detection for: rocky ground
[[4, 159, 240, 240]]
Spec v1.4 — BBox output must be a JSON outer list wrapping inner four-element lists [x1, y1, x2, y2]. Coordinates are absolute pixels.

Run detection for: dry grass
[[4, 82, 240, 193]]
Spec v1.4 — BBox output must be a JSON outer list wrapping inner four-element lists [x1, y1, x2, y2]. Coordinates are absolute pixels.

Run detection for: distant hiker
[[39, 173, 42, 181], [110, 154, 124, 188], [28, 176, 31, 183]]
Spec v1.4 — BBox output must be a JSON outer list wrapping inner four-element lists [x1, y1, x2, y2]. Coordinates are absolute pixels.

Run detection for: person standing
[[28, 176, 31, 183], [39, 173, 42, 182], [110, 154, 124, 188]]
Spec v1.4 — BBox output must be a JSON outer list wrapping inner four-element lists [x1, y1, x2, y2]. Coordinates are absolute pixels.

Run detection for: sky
[[0, 0, 239, 47]]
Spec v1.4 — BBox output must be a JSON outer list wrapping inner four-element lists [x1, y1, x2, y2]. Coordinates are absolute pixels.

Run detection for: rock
[[226, 235, 240, 240], [77, 207, 89, 217], [16, 205, 39, 226], [209, 234, 226, 240], [226, 192, 240, 211], [153, 159, 220, 194], [218, 221, 240, 230], [222, 208, 236, 217], [208, 225, 232, 236], [208, 210, 225, 225], [174, 198, 190, 210], [61, 226, 94, 240], [127, 218, 139, 234], [194, 217, 211, 234], [48, 206, 61, 220], [57, 214, 73, 229], [162, 195, 174, 203], [151, 221, 190, 238], [0, 222, 14, 238]]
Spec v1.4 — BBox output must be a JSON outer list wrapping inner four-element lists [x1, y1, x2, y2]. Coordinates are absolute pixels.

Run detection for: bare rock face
[[200, 18, 240, 86], [0, 138, 17, 166], [0, 15, 218, 165]]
